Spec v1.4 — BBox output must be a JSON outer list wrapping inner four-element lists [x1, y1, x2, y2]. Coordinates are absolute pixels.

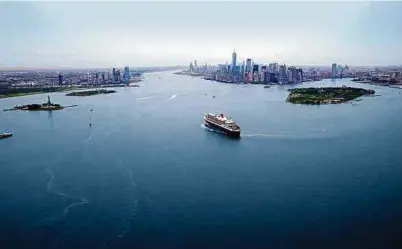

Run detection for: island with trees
[[3, 95, 70, 111], [286, 86, 375, 105], [66, 89, 116, 96]]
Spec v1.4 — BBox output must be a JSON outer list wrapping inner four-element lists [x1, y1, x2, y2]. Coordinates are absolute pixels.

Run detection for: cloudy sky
[[1, 1, 402, 68]]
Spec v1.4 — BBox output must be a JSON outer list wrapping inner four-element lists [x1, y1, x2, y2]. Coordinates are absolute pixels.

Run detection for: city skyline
[[1, 1, 402, 68]]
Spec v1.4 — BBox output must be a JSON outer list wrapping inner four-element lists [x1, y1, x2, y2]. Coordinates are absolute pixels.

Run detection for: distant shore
[[0, 83, 140, 99], [0, 87, 77, 99]]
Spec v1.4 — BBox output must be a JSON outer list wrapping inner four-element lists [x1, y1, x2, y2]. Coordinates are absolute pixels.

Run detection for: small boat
[[264, 85, 270, 88], [0, 132, 13, 139], [351, 101, 356, 106], [355, 98, 363, 102]]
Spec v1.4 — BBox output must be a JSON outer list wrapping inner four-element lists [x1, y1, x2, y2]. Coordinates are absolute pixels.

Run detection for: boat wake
[[126, 167, 137, 188], [168, 94, 177, 100], [135, 96, 155, 101], [242, 128, 332, 139], [21, 168, 90, 238], [63, 198, 89, 215], [200, 124, 226, 135], [241, 133, 280, 138], [86, 132, 93, 142], [116, 163, 139, 238], [45, 168, 89, 215], [46, 167, 55, 192]]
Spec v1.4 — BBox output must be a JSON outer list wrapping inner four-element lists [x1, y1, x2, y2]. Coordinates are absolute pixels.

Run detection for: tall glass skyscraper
[[124, 66, 130, 82], [231, 49, 237, 72]]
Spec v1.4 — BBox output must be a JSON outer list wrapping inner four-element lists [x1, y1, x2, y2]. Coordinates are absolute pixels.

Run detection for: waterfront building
[[271, 63, 278, 73], [246, 59, 252, 74], [124, 66, 130, 81], [241, 61, 245, 79], [287, 70, 293, 83], [268, 63, 275, 73], [296, 68, 303, 82], [231, 49, 237, 73], [260, 66, 267, 82], [288, 66, 297, 83], [189, 62, 195, 73], [332, 63, 337, 78], [218, 64, 226, 73], [263, 71, 270, 83], [270, 72, 277, 83], [253, 64, 259, 74], [279, 64, 287, 83]]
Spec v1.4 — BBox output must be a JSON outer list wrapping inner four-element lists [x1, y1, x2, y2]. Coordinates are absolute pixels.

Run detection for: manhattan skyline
[[1, 1, 402, 68]]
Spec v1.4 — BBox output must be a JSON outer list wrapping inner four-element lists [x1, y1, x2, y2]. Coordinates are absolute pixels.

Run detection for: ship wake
[[200, 124, 226, 135], [116, 160, 139, 238], [21, 168, 90, 238], [46, 168, 89, 215], [135, 96, 156, 101]]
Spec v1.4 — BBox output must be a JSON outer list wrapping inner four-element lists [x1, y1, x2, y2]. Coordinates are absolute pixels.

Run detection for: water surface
[[1, 72, 402, 249]]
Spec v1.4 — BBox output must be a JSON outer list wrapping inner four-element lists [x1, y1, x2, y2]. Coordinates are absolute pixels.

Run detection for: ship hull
[[204, 119, 240, 138], [0, 133, 12, 139]]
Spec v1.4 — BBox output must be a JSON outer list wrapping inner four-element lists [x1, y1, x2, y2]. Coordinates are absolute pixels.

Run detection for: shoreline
[[0, 83, 140, 99]]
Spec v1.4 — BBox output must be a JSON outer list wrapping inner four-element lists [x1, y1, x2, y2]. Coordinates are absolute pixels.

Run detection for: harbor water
[[1, 72, 402, 249]]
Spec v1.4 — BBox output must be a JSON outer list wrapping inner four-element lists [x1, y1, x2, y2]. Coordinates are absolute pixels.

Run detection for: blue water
[[1, 72, 402, 249]]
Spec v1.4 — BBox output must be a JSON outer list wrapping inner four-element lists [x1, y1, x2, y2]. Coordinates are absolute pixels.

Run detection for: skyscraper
[[332, 63, 337, 78], [58, 74, 63, 85], [112, 68, 116, 83], [116, 70, 121, 83], [246, 59, 252, 73], [279, 64, 287, 83], [189, 62, 194, 72], [124, 66, 130, 82], [288, 66, 297, 83], [194, 60, 198, 71], [287, 70, 293, 83], [231, 49, 237, 73], [296, 68, 303, 82], [241, 61, 245, 79]]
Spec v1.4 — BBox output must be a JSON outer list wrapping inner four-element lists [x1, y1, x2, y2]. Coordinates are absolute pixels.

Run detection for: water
[[1, 72, 402, 249]]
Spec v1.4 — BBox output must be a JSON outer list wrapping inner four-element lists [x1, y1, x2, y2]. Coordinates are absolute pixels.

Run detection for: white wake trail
[[63, 198, 89, 215], [46, 168, 54, 192], [126, 167, 137, 188], [200, 124, 226, 135], [44, 168, 89, 215], [135, 96, 155, 101]]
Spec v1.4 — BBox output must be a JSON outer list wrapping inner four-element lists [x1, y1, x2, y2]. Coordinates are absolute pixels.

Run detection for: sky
[[1, 1, 402, 68]]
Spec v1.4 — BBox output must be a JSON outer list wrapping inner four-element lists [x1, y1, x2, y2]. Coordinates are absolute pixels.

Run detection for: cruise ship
[[0, 132, 12, 139], [204, 113, 241, 138]]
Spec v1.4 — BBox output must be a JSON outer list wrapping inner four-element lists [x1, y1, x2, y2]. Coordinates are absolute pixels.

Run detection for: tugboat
[[0, 131, 13, 139], [204, 113, 241, 138]]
